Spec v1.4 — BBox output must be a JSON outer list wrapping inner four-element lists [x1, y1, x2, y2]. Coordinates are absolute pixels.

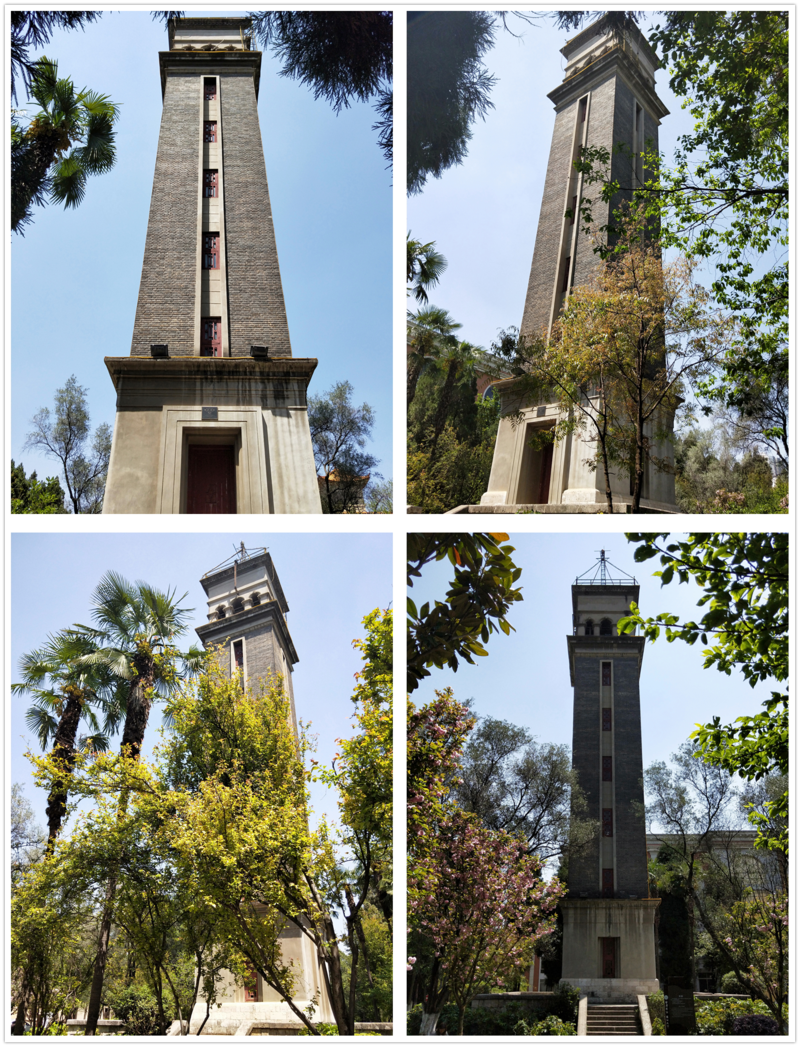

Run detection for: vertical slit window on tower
[[201, 317, 222, 357], [203, 170, 218, 197], [571, 194, 577, 226], [602, 662, 611, 686], [602, 808, 613, 836], [204, 77, 216, 101], [603, 755, 612, 781], [233, 639, 244, 689], [579, 96, 587, 123], [204, 120, 217, 142], [203, 233, 220, 269], [561, 256, 571, 293], [602, 707, 612, 731], [602, 868, 614, 897]]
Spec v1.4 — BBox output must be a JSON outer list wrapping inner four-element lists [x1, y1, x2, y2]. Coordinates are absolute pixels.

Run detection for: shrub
[[647, 990, 665, 1032], [514, 1014, 577, 1036], [694, 998, 776, 1036], [549, 983, 580, 1022], [407, 1004, 422, 1036], [106, 984, 161, 1036], [731, 1015, 781, 1036]]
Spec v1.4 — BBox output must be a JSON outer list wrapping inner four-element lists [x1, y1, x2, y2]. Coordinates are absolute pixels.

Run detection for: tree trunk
[[45, 686, 84, 851], [84, 870, 118, 1036], [407, 353, 425, 408], [85, 652, 156, 1034], [371, 869, 392, 932], [12, 989, 27, 1035], [420, 1010, 442, 1035]]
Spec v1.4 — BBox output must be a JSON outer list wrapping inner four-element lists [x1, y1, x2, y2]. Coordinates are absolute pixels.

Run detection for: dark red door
[[538, 443, 553, 503], [201, 317, 222, 357], [602, 938, 616, 978], [187, 446, 236, 514]]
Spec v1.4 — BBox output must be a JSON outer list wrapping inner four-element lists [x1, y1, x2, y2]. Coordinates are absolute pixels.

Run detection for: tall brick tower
[[191, 545, 334, 1030], [103, 17, 321, 514], [560, 551, 658, 1001], [479, 15, 677, 512]]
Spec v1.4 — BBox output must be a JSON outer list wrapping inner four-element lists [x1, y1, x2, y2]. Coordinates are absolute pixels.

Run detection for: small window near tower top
[[603, 755, 612, 781], [201, 317, 222, 357], [204, 170, 218, 198], [602, 662, 611, 686], [585, 619, 595, 636], [571, 194, 577, 226], [204, 120, 217, 142], [561, 256, 571, 293], [204, 77, 216, 101], [233, 639, 245, 690], [600, 618, 613, 636], [579, 97, 587, 123], [602, 707, 612, 731], [602, 809, 613, 837]]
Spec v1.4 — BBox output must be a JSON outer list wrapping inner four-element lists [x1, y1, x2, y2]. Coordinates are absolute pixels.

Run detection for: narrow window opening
[[602, 808, 613, 837], [203, 169, 218, 197], [602, 662, 611, 686], [571, 193, 577, 226], [602, 869, 614, 898], [602, 755, 612, 781], [204, 77, 216, 101], [201, 317, 222, 357], [600, 618, 613, 636], [585, 619, 595, 636], [204, 120, 217, 142], [579, 97, 587, 123], [602, 707, 612, 731], [232, 639, 245, 690], [203, 233, 220, 269], [561, 256, 571, 293]]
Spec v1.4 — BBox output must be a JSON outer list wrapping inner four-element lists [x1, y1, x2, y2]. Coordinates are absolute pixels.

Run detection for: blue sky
[[408, 532, 784, 827], [11, 11, 392, 493], [10, 532, 392, 837]]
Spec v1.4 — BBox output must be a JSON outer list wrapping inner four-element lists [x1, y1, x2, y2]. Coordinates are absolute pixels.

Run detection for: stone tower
[[103, 17, 321, 514], [191, 545, 334, 1028], [479, 15, 677, 512], [560, 551, 659, 1000]]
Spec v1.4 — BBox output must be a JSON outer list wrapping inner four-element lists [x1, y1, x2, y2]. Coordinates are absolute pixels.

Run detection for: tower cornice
[[567, 634, 645, 684], [548, 44, 669, 123], [159, 50, 262, 101], [196, 598, 299, 667]]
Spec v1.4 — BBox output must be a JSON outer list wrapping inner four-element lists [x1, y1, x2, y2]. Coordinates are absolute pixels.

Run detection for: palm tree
[[407, 305, 462, 408], [79, 571, 200, 1036], [12, 630, 127, 851], [407, 234, 448, 305], [12, 57, 119, 234]]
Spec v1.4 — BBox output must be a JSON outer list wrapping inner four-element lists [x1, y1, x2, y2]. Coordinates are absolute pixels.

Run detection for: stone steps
[[586, 1004, 641, 1036]]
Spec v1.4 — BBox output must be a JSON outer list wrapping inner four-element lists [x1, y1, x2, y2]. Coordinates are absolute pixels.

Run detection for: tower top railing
[[575, 550, 637, 586]]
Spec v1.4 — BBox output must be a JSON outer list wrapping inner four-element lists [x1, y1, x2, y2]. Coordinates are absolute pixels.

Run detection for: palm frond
[[25, 706, 59, 749], [50, 153, 87, 208]]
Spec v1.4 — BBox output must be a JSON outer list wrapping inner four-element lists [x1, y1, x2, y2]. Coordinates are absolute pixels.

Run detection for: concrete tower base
[[560, 899, 659, 1002], [102, 357, 321, 514]]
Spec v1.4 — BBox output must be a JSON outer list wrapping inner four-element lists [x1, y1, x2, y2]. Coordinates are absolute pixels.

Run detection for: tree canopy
[[11, 459, 66, 514], [407, 11, 497, 195], [619, 532, 788, 851], [308, 380, 380, 514], [407, 533, 523, 692], [24, 376, 112, 514], [249, 12, 392, 166]]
